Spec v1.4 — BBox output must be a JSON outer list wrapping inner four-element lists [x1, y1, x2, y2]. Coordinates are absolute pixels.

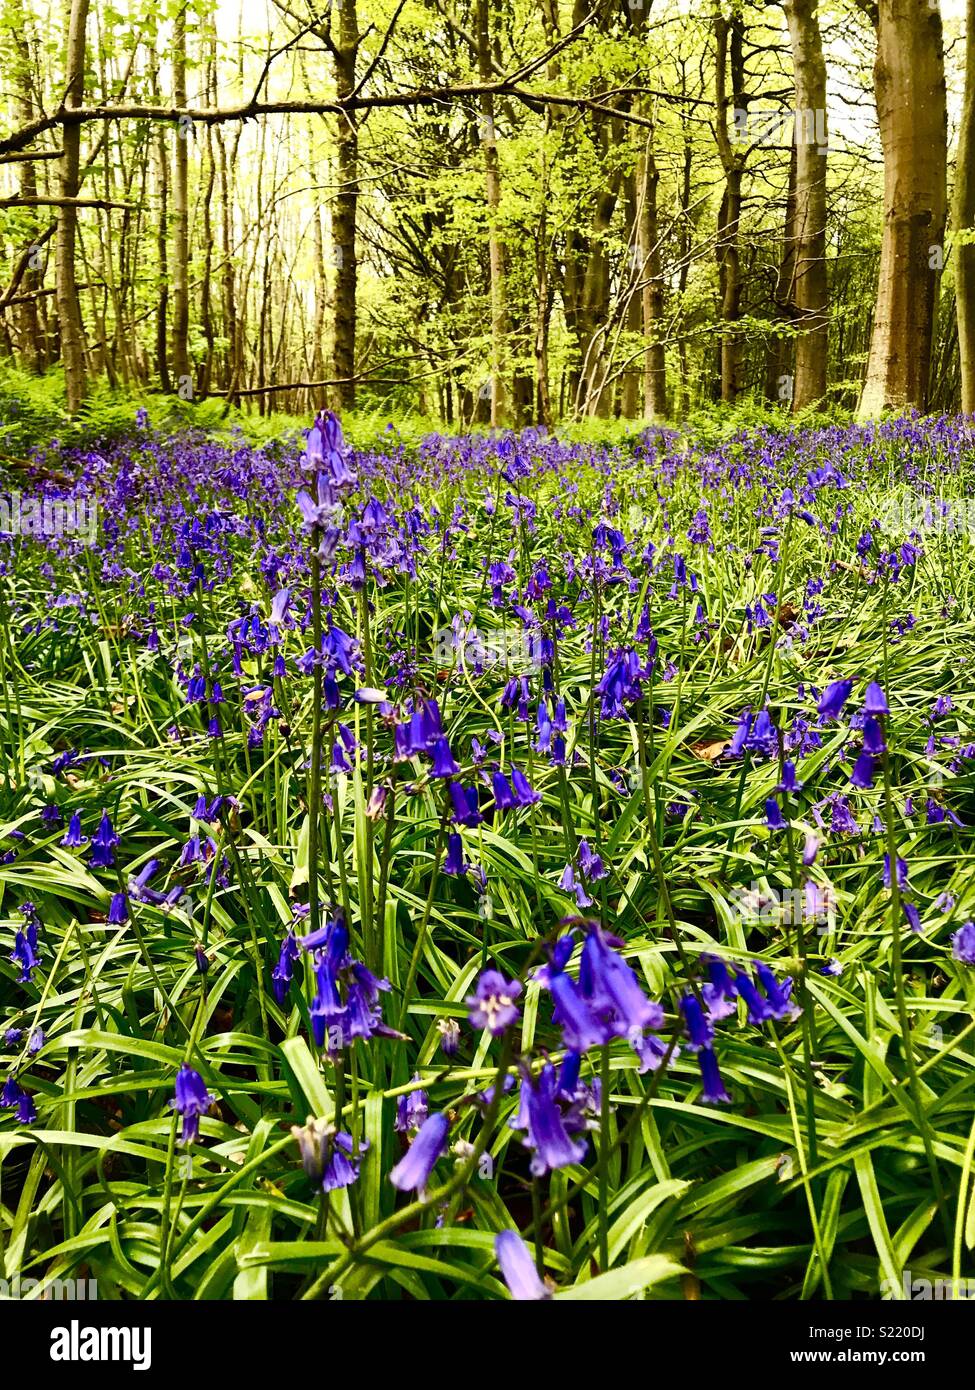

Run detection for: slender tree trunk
[[766, 144, 798, 402], [676, 102, 693, 411], [171, 2, 191, 391], [857, 0, 947, 419], [955, 0, 975, 413], [476, 0, 507, 426], [713, 2, 745, 403], [216, 128, 238, 396], [784, 0, 828, 409], [57, 0, 90, 413], [312, 203, 328, 387], [331, 1, 359, 412], [8, 13, 44, 370], [638, 134, 667, 419]]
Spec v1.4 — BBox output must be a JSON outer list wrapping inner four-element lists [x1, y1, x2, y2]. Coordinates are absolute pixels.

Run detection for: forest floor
[[1, 409, 974, 1302]]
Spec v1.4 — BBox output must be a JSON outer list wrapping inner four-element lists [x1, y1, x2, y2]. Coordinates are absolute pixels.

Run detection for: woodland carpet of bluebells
[[2, 411, 975, 1302]]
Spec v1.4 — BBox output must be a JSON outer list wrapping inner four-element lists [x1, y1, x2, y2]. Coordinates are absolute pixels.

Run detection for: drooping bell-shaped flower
[[466, 969, 522, 1036], [495, 1230, 551, 1301], [817, 678, 854, 721], [388, 1111, 449, 1193], [170, 1063, 214, 1146], [697, 1048, 731, 1105]]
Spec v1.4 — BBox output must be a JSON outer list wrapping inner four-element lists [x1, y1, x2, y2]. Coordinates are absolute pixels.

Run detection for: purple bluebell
[[60, 812, 88, 848], [680, 994, 714, 1051], [495, 1230, 551, 1300], [389, 1111, 449, 1193], [466, 970, 522, 1035], [511, 1064, 588, 1176], [702, 955, 739, 1021], [697, 1048, 731, 1105], [548, 970, 609, 1052], [394, 1076, 430, 1133], [817, 679, 853, 721], [437, 1017, 461, 1058], [170, 1063, 213, 1146], [952, 922, 975, 965], [864, 682, 890, 716]]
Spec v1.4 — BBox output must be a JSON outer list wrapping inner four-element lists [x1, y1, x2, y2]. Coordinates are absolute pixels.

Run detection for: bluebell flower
[[128, 859, 160, 901], [697, 1048, 731, 1104], [680, 994, 714, 1051], [394, 1076, 429, 1133], [951, 922, 975, 965], [702, 955, 738, 1021], [60, 812, 88, 848], [389, 1111, 449, 1193], [449, 782, 482, 827], [291, 1115, 367, 1191], [817, 679, 853, 721], [548, 970, 609, 1052], [510, 767, 540, 807], [902, 902, 922, 933], [443, 833, 469, 877], [511, 1064, 588, 1176], [272, 931, 301, 1005], [11, 912, 39, 984], [437, 1017, 461, 1058], [495, 1230, 551, 1300], [777, 760, 803, 793], [170, 1064, 214, 1146], [733, 971, 773, 1025], [466, 970, 522, 1035], [107, 892, 129, 925], [863, 682, 890, 716], [577, 839, 606, 881], [765, 797, 788, 830], [430, 737, 460, 778], [850, 751, 875, 789], [755, 963, 801, 1021], [862, 716, 886, 755], [1, 1076, 35, 1124], [579, 925, 664, 1037], [883, 854, 908, 891]]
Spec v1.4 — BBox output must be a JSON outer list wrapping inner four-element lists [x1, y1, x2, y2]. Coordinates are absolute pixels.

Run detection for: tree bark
[[713, 2, 745, 403], [784, 0, 828, 409], [857, 0, 947, 419], [331, 0, 359, 413], [638, 135, 667, 419], [476, 0, 508, 426], [56, 0, 90, 413], [5, 10, 45, 371], [955, 0, 975, 413], [765, 143, 798, 403], [171, 2, 191, 390]]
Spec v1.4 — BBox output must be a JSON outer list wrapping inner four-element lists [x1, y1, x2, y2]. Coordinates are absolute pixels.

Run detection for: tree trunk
[[331, 1, 359, 413], [147, 54, 171, 392], [638, 135, 667, 419], [857, 0, 947, 419], [476, 0, 508, 426], [784, 0, 828, 409], [955, 0, 975, 414], [56, 0, 90, 414], [713, 2, 745, 403], [171, 2, 191, 391], [9, 12, 44, 371], [765, 144, 798, 403]]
